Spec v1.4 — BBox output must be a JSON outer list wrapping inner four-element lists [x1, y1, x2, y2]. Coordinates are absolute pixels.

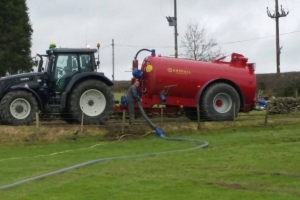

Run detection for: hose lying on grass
[[0, 102, 209, 191]]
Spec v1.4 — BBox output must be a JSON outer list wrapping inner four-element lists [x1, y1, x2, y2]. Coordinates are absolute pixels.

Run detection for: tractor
[[0, 43, 115, 125]]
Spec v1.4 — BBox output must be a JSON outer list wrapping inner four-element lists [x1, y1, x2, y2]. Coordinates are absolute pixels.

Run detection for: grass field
[[1, 118, 300, 199]]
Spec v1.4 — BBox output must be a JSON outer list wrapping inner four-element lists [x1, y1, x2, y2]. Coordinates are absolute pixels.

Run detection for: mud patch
[[104, 123, 152, 141]]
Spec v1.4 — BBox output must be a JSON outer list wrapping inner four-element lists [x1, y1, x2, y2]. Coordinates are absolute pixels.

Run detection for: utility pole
[[166, 0, 178, 58], [267, 0, 289, 74], [112, 39, 115, 81], [174, 0, 178, 58]]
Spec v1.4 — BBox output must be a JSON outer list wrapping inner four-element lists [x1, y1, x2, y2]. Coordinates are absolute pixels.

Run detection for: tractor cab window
[[79, 54, 93, 72], [55, 54, 78, 92], [55, 54, 78, 80], [43, 57, 49, 73]]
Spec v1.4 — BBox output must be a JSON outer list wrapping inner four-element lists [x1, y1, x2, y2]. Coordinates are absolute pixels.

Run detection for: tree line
[[0, 0, 33, 77]]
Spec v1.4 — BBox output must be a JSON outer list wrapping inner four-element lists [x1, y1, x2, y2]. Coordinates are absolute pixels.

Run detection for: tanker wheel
[[68, 80, 115, 124], [201, 83, 240, 121], [0, 91, 38, 125]]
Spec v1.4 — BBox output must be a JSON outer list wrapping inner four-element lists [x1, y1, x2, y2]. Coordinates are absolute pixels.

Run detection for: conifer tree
[[0, 0, 33, 76]]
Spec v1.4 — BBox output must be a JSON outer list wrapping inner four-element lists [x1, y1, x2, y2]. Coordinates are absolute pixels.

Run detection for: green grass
[[1, 123, 300, 199]]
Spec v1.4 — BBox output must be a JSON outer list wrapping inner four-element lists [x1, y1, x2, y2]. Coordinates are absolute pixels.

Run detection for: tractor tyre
[[0, 91, 38, 125], [200, 83, 240, 121], [68, 80, 115, 124]]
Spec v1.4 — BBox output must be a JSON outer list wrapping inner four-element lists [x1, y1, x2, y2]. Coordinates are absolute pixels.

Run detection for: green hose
[[0, 102, 209, 191]]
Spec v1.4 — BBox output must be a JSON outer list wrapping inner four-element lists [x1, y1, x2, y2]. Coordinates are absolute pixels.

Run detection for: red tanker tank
[[116, 49, 256, 121]]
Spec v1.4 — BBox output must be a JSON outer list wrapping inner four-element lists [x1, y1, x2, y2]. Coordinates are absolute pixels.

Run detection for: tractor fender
[[196, 78, 245, 107], [61, 72, 114, 108], [8, 85, 43, 110]]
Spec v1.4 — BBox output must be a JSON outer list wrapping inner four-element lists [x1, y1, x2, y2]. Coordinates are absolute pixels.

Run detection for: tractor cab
[[45, 44, 97, 94]]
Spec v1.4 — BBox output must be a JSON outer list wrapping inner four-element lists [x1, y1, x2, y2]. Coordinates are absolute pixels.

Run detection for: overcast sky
[[27, 0, 300, 80]]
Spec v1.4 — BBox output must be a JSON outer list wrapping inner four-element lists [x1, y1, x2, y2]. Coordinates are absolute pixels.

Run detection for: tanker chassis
[[115, 49, 256, 121]]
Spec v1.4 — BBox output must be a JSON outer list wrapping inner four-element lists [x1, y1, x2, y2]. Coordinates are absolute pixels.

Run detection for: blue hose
[[0, 102, 209, 191], [136, 101, 208, 144]]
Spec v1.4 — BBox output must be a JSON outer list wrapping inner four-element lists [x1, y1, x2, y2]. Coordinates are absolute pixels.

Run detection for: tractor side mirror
[[34, 60, 38, 66]]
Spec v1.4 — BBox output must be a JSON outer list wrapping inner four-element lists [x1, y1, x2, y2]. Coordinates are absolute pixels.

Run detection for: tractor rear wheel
[[201, 83, 240, 121], [68, 80, 115, 124], [0, 91, 38, 125]]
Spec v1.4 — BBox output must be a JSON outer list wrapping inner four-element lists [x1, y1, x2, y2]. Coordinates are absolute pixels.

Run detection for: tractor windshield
[[55, 54, 78, 81], [55, 54, 78, 92]]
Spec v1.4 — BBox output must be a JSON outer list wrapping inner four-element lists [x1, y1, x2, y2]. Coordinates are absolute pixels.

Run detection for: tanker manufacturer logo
[[167, 68, 191, 75], [146, 65, 153, 72]]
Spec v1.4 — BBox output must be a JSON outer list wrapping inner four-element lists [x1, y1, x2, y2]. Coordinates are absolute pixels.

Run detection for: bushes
[[256, 72, 300, 97], [111, 80, 131, 92]]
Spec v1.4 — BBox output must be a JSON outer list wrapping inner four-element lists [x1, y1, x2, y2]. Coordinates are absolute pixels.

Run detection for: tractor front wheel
[[0, 91, 38, 125]]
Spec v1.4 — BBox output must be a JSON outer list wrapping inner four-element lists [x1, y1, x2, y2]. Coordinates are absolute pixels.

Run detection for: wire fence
[[1, 104, 300, 144], [1, 103, 299, 132]]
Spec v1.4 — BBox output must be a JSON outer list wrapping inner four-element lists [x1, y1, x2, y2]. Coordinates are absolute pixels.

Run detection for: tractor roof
[[47, 48, 97, 54]]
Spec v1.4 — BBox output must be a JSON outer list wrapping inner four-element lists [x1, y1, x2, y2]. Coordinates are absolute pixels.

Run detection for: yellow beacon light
[[49, 42, 56, 49]]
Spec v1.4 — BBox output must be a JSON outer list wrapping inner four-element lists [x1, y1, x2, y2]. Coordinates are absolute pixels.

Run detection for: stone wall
[[268, 97, 300, 114]]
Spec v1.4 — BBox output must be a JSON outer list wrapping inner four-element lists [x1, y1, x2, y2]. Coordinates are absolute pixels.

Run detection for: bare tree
[[181, 22, 222, 61]]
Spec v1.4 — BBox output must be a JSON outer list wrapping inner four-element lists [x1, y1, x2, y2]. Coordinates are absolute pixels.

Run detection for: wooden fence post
[[35, 112, 40, 129], [81, 112, 84, 134], [122, 110, 126, 135], [233, 103, 235, 122], [264, 103, 270, 126], [161, 107, 163, 123], [197, 104, 201, 130]]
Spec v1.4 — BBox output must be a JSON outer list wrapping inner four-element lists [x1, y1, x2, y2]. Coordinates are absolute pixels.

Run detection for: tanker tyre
[[68, 80, 115, 124], [0, 91, 38, 125], [201, 83, 240, 121]]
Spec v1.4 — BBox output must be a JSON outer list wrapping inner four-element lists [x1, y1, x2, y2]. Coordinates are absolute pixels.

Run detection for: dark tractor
[[0, 44, 115, 125]]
